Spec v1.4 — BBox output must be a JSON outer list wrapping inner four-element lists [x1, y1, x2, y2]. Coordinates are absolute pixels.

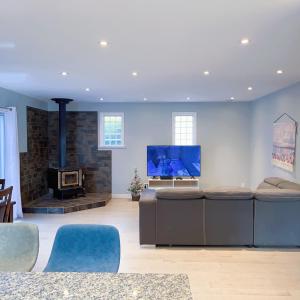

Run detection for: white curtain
[[4, 107, 23, 219]]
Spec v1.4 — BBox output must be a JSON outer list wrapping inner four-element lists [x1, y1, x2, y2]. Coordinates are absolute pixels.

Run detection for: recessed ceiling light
[[132, 71, 138, 77], [61, 71, 68, 76], [240, 38, 250, 45], [100, 97, 104, 101], [203, 70, 210, 76], [247, 86, 253, 91], [143, 98, 147, 101], [99, 40, 108, 48], [85, 88, 90, 92], [230, 97, 235, 101], [276, 70, 283, 75], [186, 97, 190, 101]]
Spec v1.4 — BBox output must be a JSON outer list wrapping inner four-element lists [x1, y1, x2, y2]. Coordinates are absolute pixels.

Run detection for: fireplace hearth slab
[[23, 193, 110, 214]]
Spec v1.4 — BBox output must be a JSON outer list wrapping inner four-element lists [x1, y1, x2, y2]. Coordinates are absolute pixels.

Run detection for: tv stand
[[148, 178, 199, 189]]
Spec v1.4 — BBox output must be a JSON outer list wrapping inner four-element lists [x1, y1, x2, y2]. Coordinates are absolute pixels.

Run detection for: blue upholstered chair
[[0, 223, 39, 271], [44, 224, 120, 273]]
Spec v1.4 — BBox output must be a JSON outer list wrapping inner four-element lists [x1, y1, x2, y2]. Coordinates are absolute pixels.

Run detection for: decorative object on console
[[48, 98, 85, 199], [272, 113, 297, 172], [128, 168, 144, 201]]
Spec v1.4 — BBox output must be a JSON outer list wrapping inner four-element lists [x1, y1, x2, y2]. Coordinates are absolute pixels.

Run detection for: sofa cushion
[[204, 187, 253, 200], [257, 182, 280, 190], [156, 188, 204, 200], [255, 189, 300, 202], [264, 177, 285, 187], [141, 189, 157, 201], [277, 181, 300, 191]]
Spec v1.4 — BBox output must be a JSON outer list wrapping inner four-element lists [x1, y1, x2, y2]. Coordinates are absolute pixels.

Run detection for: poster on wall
[[272, 113, 297, 172]]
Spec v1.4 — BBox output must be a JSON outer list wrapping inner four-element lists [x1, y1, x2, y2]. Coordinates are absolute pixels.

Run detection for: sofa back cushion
[[257, 182, 279, 190], [264, 177, 285, 187], [156, 188, 204, 200], [255, 189, 300, 202], [277, 181, 300, 191], [204, 187, 253, 200], [260, 177, 300, 191]]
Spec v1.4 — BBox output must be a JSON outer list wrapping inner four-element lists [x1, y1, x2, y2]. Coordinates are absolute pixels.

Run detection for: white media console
[[148, 178, 199, 189]]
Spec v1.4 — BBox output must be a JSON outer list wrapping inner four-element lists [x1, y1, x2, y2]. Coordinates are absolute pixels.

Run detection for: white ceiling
[[0, 0, 300, 102]]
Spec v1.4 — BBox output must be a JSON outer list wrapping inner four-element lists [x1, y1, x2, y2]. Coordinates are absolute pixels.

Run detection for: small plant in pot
[[128, 168, 144, 201]]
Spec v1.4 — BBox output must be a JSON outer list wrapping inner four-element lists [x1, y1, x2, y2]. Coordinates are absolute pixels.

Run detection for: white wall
[[250, 82, 300, 188], [48, 101, 252, 194], [0, 87, 47, 152]]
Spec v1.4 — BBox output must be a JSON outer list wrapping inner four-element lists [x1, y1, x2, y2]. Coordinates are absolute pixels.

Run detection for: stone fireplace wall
[[20, 107, 112, 205], [48, 111, 112, 194], [20, 107, 49, 205]]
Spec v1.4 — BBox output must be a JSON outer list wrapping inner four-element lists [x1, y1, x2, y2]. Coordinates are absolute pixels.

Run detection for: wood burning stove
[[48, 168, 84, 199], [48, 98, 85, 199]]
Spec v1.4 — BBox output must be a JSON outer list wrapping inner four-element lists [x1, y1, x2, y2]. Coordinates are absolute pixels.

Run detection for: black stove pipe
[[51, 98, 73, 169]]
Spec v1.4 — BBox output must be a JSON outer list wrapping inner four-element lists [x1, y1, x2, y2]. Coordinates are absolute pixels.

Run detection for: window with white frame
[[99, 112, 125, 148], [172, 112, 197, 145], [0, 113, 4, 178]]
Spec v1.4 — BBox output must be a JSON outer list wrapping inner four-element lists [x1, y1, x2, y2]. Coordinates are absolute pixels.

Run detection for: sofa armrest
[[139, 189, 157, 245]]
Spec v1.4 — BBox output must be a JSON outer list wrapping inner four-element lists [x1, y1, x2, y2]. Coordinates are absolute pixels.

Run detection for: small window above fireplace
[[99, 112, 125, 149]]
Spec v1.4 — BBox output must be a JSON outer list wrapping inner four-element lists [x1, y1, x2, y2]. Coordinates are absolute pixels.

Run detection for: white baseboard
[[112, 193, 131, 199]]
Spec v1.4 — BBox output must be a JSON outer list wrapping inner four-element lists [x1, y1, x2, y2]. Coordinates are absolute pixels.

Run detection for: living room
[[1, 1, 300, 299]]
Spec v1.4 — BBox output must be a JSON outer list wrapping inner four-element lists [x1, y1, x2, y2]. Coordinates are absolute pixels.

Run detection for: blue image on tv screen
[[147, 145, 201, 177]]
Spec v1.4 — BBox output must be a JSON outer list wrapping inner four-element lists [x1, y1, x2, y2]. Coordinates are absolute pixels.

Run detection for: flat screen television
[[147, 145, 201, 177]]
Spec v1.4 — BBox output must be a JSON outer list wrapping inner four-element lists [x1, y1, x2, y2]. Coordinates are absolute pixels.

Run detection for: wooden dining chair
[[0, 179, 5, 190], [0, 186, 15, 223], [0, 179, 5, 203]]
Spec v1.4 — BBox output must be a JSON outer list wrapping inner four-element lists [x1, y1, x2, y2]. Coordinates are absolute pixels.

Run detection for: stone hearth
[[23, 193, 110, 214]]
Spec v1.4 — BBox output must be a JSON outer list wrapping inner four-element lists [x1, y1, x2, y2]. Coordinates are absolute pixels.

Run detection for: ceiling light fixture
[[203, 70, 210, 76], [240, 38, 250, 45], [100, 97, 104, 101], [186, 97, 190, 101], [276, 70, 283, 75], [85, 88, 90, 92], [61, 71, 68, 76], [132, 71, 138, 77], [99, 40, 108, 48], [230, 97, 235, 101], [247, 86, 253, 91], [143, 98, 147, 101]]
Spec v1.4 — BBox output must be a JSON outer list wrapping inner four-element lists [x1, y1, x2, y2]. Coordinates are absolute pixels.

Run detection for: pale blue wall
[[250, 82, 300, 188], [3, 82, 300, 194], [49, 101, 252, 194], [0, 87, 47, 152]]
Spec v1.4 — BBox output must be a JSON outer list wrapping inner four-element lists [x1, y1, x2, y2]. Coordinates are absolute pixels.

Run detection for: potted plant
[[128, 168, 144, 201]]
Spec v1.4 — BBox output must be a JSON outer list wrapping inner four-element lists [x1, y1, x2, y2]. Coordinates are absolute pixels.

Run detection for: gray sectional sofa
[[139, 177, 300, 247], [255, 177, 300, 247]]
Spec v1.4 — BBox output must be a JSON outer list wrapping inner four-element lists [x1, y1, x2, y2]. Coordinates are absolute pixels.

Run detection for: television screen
[[147, 145, 201, 177]]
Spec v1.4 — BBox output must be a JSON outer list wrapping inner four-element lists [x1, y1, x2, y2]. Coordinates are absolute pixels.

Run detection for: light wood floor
[[22, 199, 300, 300]]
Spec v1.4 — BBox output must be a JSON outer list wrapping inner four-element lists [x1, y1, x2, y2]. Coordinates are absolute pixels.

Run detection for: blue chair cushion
[[44, 224, 120, 273]]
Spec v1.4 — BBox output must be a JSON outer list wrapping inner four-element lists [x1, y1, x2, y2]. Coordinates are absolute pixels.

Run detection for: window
[[172, 112, 197, 145], [0, 113, 4, 178], [99, 112, 125, 148]]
